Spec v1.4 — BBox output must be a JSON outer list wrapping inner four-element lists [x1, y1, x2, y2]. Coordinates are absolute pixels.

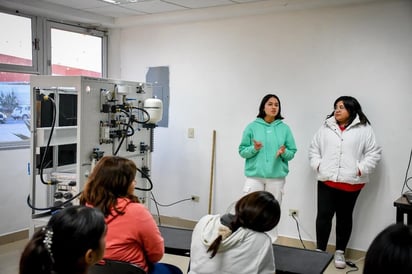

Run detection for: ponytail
[[206, 191, 280, 259], [207, 214, 239, 258], [207, 235, 223, 258]]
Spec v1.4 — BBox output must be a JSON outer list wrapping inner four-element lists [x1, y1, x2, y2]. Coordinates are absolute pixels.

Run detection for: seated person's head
[[80, 156, 140, 214], [86, 155, 137, 196], [207, 191, 280, 258], [363, 223, 412, 274], [235, 190, 280, 232], [19, 206, 106, 274]]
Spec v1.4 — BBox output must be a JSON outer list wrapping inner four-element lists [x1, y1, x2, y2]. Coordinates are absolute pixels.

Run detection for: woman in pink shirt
[[80, 156, 182, 274]]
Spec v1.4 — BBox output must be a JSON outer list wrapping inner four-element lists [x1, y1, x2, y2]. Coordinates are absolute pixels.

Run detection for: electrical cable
[[39, 95, 57, 185], [401, 148, 412, 194], [119, 122, 135, 137], [291, 214, 306, 249], [345, 255, 364, 273], [26, 191, 82, 212], [114, 112, 129, 155], [114, 111, 134, 155], [345, 265, 359, 274], [150, 191, 161, 225], [30, 164, 150, 212], [131, 106, 150, 124], [151, 197, 192, 207], [29, 166, 152, 212], [149, 195, 194, 226], [135, 166, 153, 191]]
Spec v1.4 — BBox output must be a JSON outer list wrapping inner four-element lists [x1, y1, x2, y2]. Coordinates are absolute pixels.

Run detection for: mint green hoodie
[[239, 118, 297, 178]]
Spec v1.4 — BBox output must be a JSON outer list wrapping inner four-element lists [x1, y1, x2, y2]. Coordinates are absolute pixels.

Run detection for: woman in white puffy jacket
[[309, 96, 381, 269]]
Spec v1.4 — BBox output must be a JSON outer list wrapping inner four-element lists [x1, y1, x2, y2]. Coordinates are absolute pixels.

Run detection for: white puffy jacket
[[309, 115, 381, 184], [189, 214, 275, 274]]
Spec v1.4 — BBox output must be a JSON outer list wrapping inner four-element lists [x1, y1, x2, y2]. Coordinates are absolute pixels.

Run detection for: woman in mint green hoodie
[[239, 94, 297, 242]]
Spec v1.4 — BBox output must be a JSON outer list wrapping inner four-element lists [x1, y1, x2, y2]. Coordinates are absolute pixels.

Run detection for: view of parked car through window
[[11, 105, 30, 120], [0, 111, 6, 124]]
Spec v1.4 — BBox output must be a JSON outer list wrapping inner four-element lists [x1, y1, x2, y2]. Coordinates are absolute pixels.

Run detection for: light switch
[[188, 128, 195, 138]]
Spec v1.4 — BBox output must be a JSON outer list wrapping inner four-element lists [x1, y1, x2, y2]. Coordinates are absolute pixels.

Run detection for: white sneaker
[[334, 250, 346, 269]]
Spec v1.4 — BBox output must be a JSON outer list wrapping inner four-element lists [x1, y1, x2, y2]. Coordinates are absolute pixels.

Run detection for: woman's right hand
[[253, 139, 263, 150]]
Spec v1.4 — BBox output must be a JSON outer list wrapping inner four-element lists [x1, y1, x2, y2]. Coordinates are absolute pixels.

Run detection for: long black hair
[[327, 96, 370, 125], [257, 94, 284, 120], [19, 206, 106, 274], [364, 223, 412, 274]]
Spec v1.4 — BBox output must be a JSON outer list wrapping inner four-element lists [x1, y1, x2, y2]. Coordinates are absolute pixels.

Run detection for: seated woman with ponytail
[[189, 191, 280, 274]]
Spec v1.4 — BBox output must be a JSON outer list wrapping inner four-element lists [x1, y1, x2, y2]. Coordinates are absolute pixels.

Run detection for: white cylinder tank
[[144, 98, 163, 124]]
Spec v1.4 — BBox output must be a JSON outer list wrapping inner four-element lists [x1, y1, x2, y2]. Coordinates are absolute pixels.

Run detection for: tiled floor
[[0, 239, 364, 274], [0, 239, 26, 274], [160, 251, 364, 274]]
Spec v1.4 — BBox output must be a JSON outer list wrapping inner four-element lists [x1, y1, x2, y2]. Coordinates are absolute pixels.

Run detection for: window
[[49, 22, 105, 77], [0, 10, 35, 148], [0, 11, 35, 70], [0, 10, 107, 149]]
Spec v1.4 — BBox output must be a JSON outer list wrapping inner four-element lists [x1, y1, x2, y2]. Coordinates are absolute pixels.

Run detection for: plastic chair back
[[88, 259, 146, 274]]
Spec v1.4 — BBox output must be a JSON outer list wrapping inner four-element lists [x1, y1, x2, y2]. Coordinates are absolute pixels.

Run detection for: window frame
[[45, 20, 108, 77], [0, 9, 40, 74], [0, 8, 108, 150]]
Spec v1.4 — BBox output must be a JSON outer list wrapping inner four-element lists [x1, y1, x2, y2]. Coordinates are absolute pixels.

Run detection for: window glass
[[0, 11, 32, 67], [51, 28, 102, 77], [0, 72, 31, 146], [0, 14, 106, 149]]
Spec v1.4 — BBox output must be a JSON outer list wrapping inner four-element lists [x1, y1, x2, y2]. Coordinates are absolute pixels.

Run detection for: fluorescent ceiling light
[[101, 0, 153, 4], [100, 0, 150, 3], [101, 0, 121, 4]]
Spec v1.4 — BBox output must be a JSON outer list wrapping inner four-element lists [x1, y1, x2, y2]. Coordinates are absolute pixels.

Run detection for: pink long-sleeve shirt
[[103, 198, 164, 272]]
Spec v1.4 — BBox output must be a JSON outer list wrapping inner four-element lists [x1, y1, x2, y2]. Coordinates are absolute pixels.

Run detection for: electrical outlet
[[191, 195, 200, 202], [289, 209, 299, 217]]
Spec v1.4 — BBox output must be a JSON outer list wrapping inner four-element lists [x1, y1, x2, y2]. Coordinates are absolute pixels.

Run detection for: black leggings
[[316, 181, 361, 251]]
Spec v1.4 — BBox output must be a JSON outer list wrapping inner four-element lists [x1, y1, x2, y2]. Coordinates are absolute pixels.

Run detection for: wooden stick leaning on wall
[[208, 130, 216, 214]]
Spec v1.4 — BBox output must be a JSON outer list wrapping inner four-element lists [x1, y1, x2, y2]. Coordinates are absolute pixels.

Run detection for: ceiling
[[0, 0, 383, 28], [10, 0, 269, 18]]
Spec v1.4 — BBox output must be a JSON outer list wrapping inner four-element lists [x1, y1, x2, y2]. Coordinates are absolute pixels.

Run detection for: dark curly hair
[[327, 96, 370, 126]]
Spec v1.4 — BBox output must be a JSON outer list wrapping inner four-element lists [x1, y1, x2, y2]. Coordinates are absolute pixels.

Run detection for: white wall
[[111, 0, 412, 251], [0, 148, 31, 236], [0, 0, 410, 253]]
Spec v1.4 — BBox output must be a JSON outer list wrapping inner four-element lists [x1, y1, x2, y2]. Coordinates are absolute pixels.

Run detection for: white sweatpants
[[242, 177, 285, 243]]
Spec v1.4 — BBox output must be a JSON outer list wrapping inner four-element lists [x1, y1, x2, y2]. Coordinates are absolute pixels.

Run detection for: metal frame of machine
[[28, 75, 161, 234]]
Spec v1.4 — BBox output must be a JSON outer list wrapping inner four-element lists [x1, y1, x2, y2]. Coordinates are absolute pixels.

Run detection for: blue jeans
[[149, 263, 183, 274]]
